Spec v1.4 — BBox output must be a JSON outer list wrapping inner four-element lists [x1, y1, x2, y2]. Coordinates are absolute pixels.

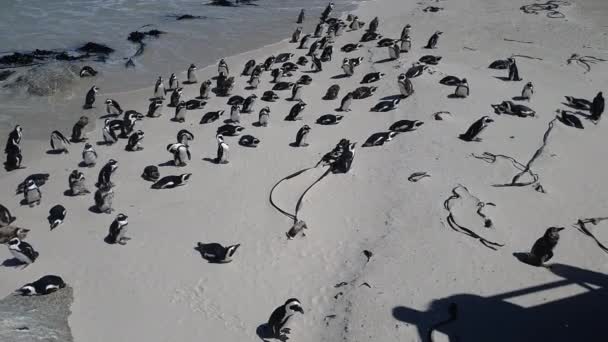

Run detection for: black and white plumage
[[271, 68, 284, 84], [377, 38, 395, 47], [5, 125, 23, 154], [341, 59, 354, 76], [169, 73, 179, 90], [276, 53, 294, 63], [173, 101, 188, 123], [177, 129, 194, 147], [152, 174, 192, 189], [48, 204, 67, 230], [50, 131, 71, 153], [248, 75, 260, 89], [81, 143, 97, 167], [24, 179, 42, 207], [106, 213, 129, 245], [16, 173, 49, 195], [398, 74, 414, 98], [267, 298, 304, 338], [215, 134, 230, 164], [419, 55, 442, 65], [290, 84, 303, 101], [489, 59, 510, 69], [200, 110, 225, 124], [591, 91, 604, 121], [299, 34, 311, 49], [71, 116, 89, 142], [262, 91, 280, 102], [352, 86, 377, 99], [185, 99, 206, 110], [341, 43, 363, 53], [105, 99, 123, 116], [216, 124, 245, 137], [388, 42, 400, 60], [316, 114, 343, 125], [8, 238, 39, 266], [167, 143, 191, 167], [361, 72, 385, 84], [360, 31, 382, 42], [338, 92, 354, 111], [258, 107, 271, 127], [405, 63, 427, 78], [320, 45, 333, 62], [199, 80, 212, 99], [196, 243, 240, 263], [285, 101, 307, 121], [170, 87, 183, 107], [0, 204, 16, 227], [311, 55, 323, 72], [79, 66, 97, 77], [125, 130, 144, 151], [459, 116, 494, 142], [273, 82, 294, 91], [439, 76, 461, 86], [453, 79, 470, 98], [97, 159, 118, 188], [521, 82, 534, 101], [282, 62, 298, 73], [4, 145, 23, 171], [507, 58, 521, 81], [69, 169, 90, 196], [242, 59, 256, 76], [297, 75, 313, 86], [263, 56, 276, 71], [296, 9, 305, 24], [389, 120, 424, 132], [564, 96, 591, 110], [102, 119, 118, 145], [371, 98, 400, 112], [94, 183, 114, 214], [218, 59, 229, 77], [141, 165, 160, 183], [239, 135, 260, 148], [425, 31, 442, 49], [314, 22, 326, 38], [83, 86, 99, 109], [558, 111, 584, 129], [400, 36, 412, 52], [0, 226, 28, 245], [154, 76, 165, 99], [187, 64, 197, 83], [527, 227, 564, 266], [294, 125, 311, 147], [323, 84, 340, 100], [362, 132, 399, 147], [230, 104, 241, 123], [492, 101, 535, 117], [147, 99, 163, 118], [242, 94, 257, 113], [296, 56, 308, 66], [17, 275, 66, 296], [228, 95, 245, 106]]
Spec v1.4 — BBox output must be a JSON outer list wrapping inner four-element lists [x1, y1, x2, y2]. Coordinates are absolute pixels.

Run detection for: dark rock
[[0, 286, 74, 342], [175, 14, 204, 20], [0, 70, 15, 81], [0, 53, 36, 66], [4, 63, 80, 96], [76, 42, 114, 55], [128, 30, 165, 43]]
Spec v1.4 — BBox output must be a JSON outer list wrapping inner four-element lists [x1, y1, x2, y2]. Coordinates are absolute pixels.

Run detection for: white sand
[[1, 0, 607, 341]]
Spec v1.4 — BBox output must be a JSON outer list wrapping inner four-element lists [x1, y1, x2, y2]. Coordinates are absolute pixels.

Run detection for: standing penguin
[[230, 104, 241, 123], [314, 22, 326, 38], [48, 204, 67, 230], [102, 119, 118, 145], [170, 87, 183, 107], [292, 27, 303, 43], [311, 54, 323, 72], [154, 76, 165, 99], [94, 183, 114, 214], [591, 91, 604, 121], [401, 24, 411, 40], [187, 64, 197, 83], [81, 143, 97, 167], [339, 92, 354, 112], [50, 131, 71, 153], [267, 298, 304, 338], [521, 82, 534, 101], [526, 227, 564, 266], [147, 99, 163, 118], [291, 84, 303, 101], [105, 99, 123, 116], [285, 101, 307, 121], [459, 116, 494, 142], [507, 58, 522, 81], [177, 129, 195, 147], [83, 86, 99, 109], [242, 94, 257, 113], [425, 31, 442, 49], [199, 80, 212, 99], [388, 41, 400, 60], [173, 101, 188, 123], [453, 78, 470, 98], [106, 213, 129, 245], [125, 130, 144, 151], [167, 143, 191, 167], [401, 36, 412, 52], [297, 9, 305, 23], [8, 238, 39, 267], [320, 2, 334, 22], [97, 159, 118, 188], [5, 125, 23, 153], [398, 73, 414, 98], [23, 179, 41, 207], [69, 170, 90, 196], [71, 116, 89, 142], [299, 34, 312, 49], [294, 125, 311, 147], [216, 134, 229, 164], [248, 74, 260, 89], [218, 59, 229, 77], [368, 16, 379, 33], [258, 106, 271, 127], [169, 73, 179, 90]]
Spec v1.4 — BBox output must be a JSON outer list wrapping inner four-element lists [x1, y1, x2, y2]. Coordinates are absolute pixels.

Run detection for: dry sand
[[1, 0, 607, 341]]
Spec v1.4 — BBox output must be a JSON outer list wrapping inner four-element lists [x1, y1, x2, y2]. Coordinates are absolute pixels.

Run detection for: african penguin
[[69, 170, 90, 196], [294, 125, 311, 147], [16, 275, 66, 296], [258, 106, 271, 127], [338, 92, 353, 112], [81, 143, 97, 167], [50, 131, 70, 153], [154, 76, 165, 99], [521, 82, 534, 101], [152, 173, 192, 189], [48, 204, 66, 230], [453, 78, 470, 98], [0, 204, 16, 227], [267, 298, 304, 338], [125, 130, 144, 151], [527, 227, 564, 266], [83, 86, 99, 109], [23, 179, 41, 207], [425, 31, 442, 49], [459, 116, 494, 142], [97, 159, 118, 188], [187, 64, 197, 83], [106, 213, 129, 245], [196, 242, 240, 263], [105, 99, 123, 116], [169, 73, 179, 90], [8, 238, 39, 267], [591, 91, 604, 121], [71, 116, 89, 142], [199, 80, 212, 99], [167, 143, 191, 167], [216, 134, 230, 164], [94, 183, 114, 214]]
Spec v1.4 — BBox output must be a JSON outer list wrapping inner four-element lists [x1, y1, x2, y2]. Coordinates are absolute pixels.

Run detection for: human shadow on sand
[[393, 263, 608, 342]]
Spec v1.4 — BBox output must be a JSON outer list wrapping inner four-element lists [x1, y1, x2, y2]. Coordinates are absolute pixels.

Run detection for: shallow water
[[0, 0, 359, 139]]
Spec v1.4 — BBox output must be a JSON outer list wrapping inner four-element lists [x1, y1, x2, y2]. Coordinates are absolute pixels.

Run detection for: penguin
[[71, 116, 89, 142], [320, 2, 334, 21], [169, 73, 179, 90], [0, 204, 16, 227], [296, 56, 308, 66], [262, 91, 280, 102], [558, 110, 584, 129], [248, 74, 260, 89], [177, 129, 194, 147], [4, 145, 23, 171], [371, 98, 400, 112], [398, 73, 414, 98], [526, 227, 564, 266], [121, 111, 140, 136], [196, 242, 241, 263], [24, 179, 42, 207], [217, 124, 245, 136], [94, 183, 114, 214], [341, 59, 354, 76], [361, 72, 385, 84], [48, 204, 66, 230], [102, 119, 118, 145], [106, 213, 129, 245], [349, 16, 362, 31], [242, 94, 257, 113], [81, 143, 97, 167], [360, 31, 382, 42], [167, 143, 191, 167], [105, 99, 123, 116], [199, 79, 212, 99], [489, 59, 510, 69], [215, 135, 230, 164], [294, 125, 311, 147], [276, 53, 294, 63], [291, 84, 303, 101], [368, 16, 379, 33], [405, 63, 427, 78], [154, 76, 165, 99], [262, 56, 276, 71], [285, 101, 307, 121], [152, 174, 192, 189], [257, 106, 271, 127], [50, 131, 71, 153], [142, 165, 160, 182], [319, 45, 334, 62], [507, 58, 522, 81], [425, 31, 442, 49], [299, 34, 312, 49], [97, 159, 118, 188], [400, 36, 412, 52], [170, 87, 183, 107], [125, 130, 144, 151], [16, 174, 49, 195], [314, 22, 326, 38], [316, 114, 343, 125], [521, 82, 534, 101], [239, 135, 260, 148], [311, 54, 323, 72], [453, 78, 470, 98], [439, 76, 461, 86], [173, 101, 188, 123], [297, 9, 305, 24], [282, 62, 298, 73], [79, 66, 97, 77], [185, 99, 205, 110], [187, 64, 197, 83], [389, 120, 424, 132], [218, 58, 229, 77], [267, 298, 304, 338], [341, 43, 363, 53], [377, 38, 395, 47], [388, 42, 400, 60], [242, 59, 256, 76], [147, 99, 163, 118], [5, 125, 23, 153], [16, 275, 66, 296], [200, 110, 225, 124], [459, 116, 494, 142], [401, 24, 411, 40], [323, 84, 340, 100], [352, 85, 376, 98], [0, 226, 29, 244], [492, 101, 535, 117], [83, 86, 99, 109], [338, 92, 354, 112], [291, 27, 303, 43], [591, 91, 604, 121], [271, 68, 284, 83], [69, 170, 90, 196], [7, 238, 39, 267], [297, 75, 313, 85], [419, 55, 442, 65], [362, 132, 399, 147], [564, 96, 591, 110], [230, 104, 241, 123]]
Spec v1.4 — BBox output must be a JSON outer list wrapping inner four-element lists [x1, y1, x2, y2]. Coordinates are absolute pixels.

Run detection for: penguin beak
[[296, 306, 304, 314], [486, 118, 494, 123], [556, 227, 565, 231]]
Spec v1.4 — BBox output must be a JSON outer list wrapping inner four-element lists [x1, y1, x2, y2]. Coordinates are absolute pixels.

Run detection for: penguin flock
[[0, 1, 605, 339]]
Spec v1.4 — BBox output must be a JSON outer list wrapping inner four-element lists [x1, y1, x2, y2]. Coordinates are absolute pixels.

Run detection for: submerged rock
[[4, 62, 80, 96], [76, 42, 115, 55], [0, 286, 74, 342]]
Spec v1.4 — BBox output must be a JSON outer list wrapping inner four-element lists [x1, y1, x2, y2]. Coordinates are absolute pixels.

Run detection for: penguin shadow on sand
[[158, 160, 178, 167], [45, 149, 66, 155], [380, 94, 404, 101], [392, 263, 608, 342], [374, 57, 395, 64], [87, 205, 112, 214], [1, 257, 27, 268], [331, 74, 350, 80], [493, 76, 514, 81], [202, 157, 222, 165], [256, 324, 289, 342], [511, 96, 528, 101]]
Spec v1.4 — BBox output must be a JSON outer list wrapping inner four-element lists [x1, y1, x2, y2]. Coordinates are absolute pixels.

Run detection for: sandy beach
[[1, 0, 607, 341]]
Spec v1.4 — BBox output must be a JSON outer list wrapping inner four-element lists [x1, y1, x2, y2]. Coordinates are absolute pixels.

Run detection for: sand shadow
[[78, 161, 95, 168], [289, 142, 307, 147], [374, 58, 395, 64], [493, 76, 512, 81], [513, 252, 544, 267], [99, 113, 119, 119], [158, 161, 176, 167], [182, 81, 197, 85], [45, 150, 66, 155], [331, 74, 350, 79], [512, 96, 528, 101], [252, 122, 268, 127], [169, 118, 185, 123], [148, 97, 164, 102], [63, 190, 75, 197], [447, 94, 464, 99], [88, 205, 113, 214], [301, 70, 318, 74], [380, 94, 403, 101], [202, 157, 220, 164], [2, 258, 26, 268]]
